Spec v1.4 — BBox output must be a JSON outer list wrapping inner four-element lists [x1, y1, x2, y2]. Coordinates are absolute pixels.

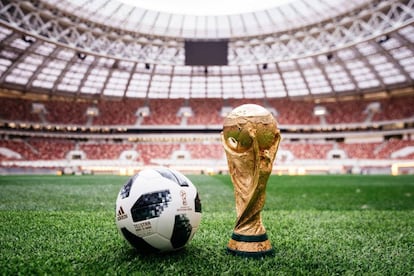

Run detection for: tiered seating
[[324, 101, 367, 124], [93, 99, 145, 125], [0, 139, 26, 161], [45, 100, 89, 124], [187, 98, 224, 125], [372, 97, 414, 121], [185, 143, 224, 159], [228, 98, 266, 108], [337, 142, 381, 159], [141, 99, 183, 125], [376, 139, 414, 159], [0, 138, 75, 160], [0, 98, 40, 122], [136, 143, 181, 164], [79, 143, 133, 159], [27, 138, 75, 160], [2, 138, 414, 167], [279, 142, 334, 159], [1, 96, 414, 126], [280, 140, 414, 160], [267, 98, 320, 125]]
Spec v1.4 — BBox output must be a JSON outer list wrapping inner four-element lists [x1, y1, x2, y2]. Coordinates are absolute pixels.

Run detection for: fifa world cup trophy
[[222, 104, 281, 258]]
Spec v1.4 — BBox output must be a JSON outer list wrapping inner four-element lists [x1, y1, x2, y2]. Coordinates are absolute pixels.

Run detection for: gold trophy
[[222, 104, 281, 258]]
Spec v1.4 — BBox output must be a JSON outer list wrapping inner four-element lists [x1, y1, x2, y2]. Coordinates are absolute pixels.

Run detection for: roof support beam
[[0, 39, 40, 84], [350, 45, 386, 91], [25, 46, 61, 91], [122, 61, 138, 99], [275, 62, 289, 98], [312, 56, 335, 96], [50, 51, 80, 95], [75, 56, 99, 98]]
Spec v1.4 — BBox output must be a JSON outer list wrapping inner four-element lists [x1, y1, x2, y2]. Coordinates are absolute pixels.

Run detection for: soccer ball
[[115, 167, 202, 253]]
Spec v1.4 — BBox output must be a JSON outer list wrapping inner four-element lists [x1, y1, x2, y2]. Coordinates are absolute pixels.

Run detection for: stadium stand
[[1, 96, 413, 126], [0, 0, 413, 175]]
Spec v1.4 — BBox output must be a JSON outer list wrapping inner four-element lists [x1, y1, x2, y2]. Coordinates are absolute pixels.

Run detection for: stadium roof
[[41, 0, 370, 39], [0, 0, 413, 100]]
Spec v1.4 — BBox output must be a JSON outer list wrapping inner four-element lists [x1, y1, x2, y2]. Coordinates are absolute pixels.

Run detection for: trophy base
[[226, 232, 274, 259]]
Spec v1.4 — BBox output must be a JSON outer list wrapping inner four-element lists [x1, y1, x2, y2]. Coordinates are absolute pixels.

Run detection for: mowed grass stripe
[[0, 174, 413, 275]]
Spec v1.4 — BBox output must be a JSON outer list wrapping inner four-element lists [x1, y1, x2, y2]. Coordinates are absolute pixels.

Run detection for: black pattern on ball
[[131, 190, 171, 222], [120, 227, 159, 253], [120, 174, 137, 199], [155, 168, 189, 187], [171, 214, 192, 248]]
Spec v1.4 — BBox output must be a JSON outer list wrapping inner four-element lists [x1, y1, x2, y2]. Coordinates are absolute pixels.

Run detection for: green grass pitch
[[1, 174, 413, 275]]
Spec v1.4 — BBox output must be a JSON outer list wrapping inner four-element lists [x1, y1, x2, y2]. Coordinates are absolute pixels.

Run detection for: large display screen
[[184, 40, 228, 66]]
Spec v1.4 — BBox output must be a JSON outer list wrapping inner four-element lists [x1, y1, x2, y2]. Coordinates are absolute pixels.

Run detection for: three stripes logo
[[117, 206, 128, 221]]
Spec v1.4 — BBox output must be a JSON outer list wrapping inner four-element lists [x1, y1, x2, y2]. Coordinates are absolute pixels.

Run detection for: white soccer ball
[[115, 167, 202, 253]]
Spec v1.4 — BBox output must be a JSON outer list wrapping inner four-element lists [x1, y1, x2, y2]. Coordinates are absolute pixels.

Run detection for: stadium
[[0, 0, 413, 274]]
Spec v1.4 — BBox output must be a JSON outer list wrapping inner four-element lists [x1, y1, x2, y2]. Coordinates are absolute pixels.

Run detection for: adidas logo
[[117, 206, 128, 221]]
